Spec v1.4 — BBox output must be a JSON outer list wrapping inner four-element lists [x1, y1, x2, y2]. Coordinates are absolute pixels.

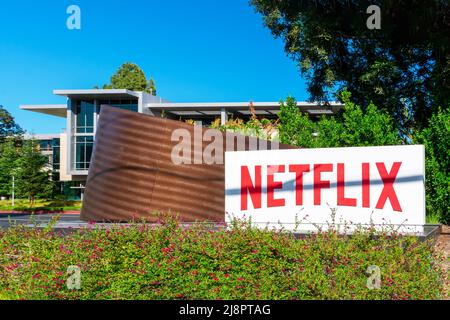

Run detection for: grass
[[0, 215, 445, 300], [0, 199, 82, 212], [426, 212, 443, 224]]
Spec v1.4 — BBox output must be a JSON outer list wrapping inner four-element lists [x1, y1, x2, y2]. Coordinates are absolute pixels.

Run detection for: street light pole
[[12, 175, 15, 207]]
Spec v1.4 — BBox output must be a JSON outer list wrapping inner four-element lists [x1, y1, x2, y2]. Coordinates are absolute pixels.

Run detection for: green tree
[[0, 140, 21, 198], [14, 139, 53, 206], [278, 96, 319, 147], [414, 108, 450, 224], [278, 91, 400, 148], [0, 105, 23, 143], [250, 0, 450, 132], [103, 62, 157, 95]]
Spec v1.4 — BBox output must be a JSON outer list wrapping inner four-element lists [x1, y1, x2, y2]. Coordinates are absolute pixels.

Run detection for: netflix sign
[[225, 145, 425, 233]]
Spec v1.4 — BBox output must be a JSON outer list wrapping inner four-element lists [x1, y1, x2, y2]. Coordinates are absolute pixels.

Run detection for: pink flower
[[5, 263, 19, 271]]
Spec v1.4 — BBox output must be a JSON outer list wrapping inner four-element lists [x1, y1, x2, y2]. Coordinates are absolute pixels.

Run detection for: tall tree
[[0, 105, 23, 143], [250, 0, 450, 133], [14, 139, 53, 206], [103, 62, 157, 95]]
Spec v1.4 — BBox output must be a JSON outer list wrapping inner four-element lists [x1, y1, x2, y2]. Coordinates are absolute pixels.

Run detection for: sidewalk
[[0, 210, 80, 215]]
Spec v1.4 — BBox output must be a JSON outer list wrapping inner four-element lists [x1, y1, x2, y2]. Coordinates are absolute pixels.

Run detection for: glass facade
[[39, 139, 53, 152], [70, 98, 138, 172], [72, 99, 95, 171], [75, 100, 94, 133], [57, 181, 83, 200], [74, 136, 94, 170], [52, 138, 60, 172], [99, 99, 138, 112]]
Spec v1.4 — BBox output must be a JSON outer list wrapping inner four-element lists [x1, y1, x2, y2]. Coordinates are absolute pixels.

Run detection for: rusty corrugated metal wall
[[81, 106, 294, 222]]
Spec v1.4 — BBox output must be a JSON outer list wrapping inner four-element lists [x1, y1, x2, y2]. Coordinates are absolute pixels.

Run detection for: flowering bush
[[0, 216, 445, 300]]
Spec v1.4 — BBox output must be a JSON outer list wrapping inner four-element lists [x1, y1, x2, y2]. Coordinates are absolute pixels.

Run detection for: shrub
[[0, 216, 444, 300], [278, 91, 400, 148], [414, 108, 450, 224]]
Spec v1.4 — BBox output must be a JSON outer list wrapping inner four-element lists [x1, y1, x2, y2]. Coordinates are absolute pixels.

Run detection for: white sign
[[225, 145, 425, 233]]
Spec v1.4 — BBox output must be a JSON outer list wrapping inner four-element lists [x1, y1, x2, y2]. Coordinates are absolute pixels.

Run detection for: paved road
[[0, 213, 88, 230]]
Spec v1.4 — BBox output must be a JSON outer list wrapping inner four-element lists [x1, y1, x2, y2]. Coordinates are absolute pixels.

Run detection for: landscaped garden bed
[[0, 215, 446, 300], [0, 200, 81, 214]]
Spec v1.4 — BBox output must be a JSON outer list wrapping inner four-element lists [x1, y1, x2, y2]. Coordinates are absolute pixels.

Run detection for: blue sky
[[0, 0, 308, 134]]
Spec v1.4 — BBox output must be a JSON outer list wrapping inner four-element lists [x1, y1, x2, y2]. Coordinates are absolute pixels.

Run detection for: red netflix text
[[240, 162, 403, 212]]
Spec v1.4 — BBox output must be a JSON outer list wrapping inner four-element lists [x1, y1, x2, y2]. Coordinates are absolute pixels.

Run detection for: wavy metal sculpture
[[81, 106, 293, 222]]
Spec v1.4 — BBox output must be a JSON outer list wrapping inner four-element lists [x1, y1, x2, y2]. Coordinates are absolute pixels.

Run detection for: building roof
[[21, 89, 344, 119], [20, 104, 67, 118], [145, 101, 343, 117], [53, 89, 140, 100]]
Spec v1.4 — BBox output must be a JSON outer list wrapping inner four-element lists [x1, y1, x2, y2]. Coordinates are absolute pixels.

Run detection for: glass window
[[39, 139, 52, 151], [75, 100, 94, 133], [75, 136, 94, 170], [52, 138, 60, 171], [98, 99, 138, 113]]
